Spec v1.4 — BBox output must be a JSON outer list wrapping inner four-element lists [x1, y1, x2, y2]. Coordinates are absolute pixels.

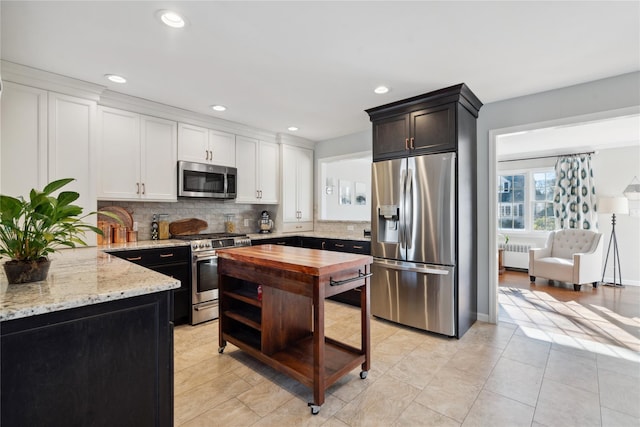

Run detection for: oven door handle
[[194, 301, 218, 310], [193, 253, 218, 262]]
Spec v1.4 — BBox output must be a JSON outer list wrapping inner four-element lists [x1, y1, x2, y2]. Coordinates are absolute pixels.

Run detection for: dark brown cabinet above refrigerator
[[365, 83, 482, 338], [366, 84, 482, 161]]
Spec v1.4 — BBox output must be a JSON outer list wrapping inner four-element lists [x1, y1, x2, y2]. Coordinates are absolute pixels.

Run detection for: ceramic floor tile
[[174, 353, 242, 396], [387, 353, 442, 389], [601, 407, 640, 427], [533, 378, 601, 427], [236, 378, 299, 417], [413, 369, 483, 422], [179, 397, 260, 427], [334, 374, 421, 426], [461, 390, 535, 427], [501, 334, 551, 369], [391, 401, 461, 427], [544, 348, 599, 393], [598, 367, 640, 418], [483, 357, 544, 406], [251, 394, 346, 426], [174, 372, 253, 425]]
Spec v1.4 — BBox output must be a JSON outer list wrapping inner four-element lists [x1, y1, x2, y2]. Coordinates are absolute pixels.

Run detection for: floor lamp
[[599, 196, 629, 287]]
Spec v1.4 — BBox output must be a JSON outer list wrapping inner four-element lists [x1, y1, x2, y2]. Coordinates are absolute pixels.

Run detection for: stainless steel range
[[173, 233, 251, 324]]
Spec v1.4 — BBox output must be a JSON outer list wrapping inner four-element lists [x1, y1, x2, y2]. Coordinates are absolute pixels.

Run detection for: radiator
[[499, 243, 533, 269]]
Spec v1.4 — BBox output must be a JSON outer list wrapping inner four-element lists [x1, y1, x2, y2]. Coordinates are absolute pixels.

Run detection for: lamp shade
[[598, 196, 629, 215], [623, 176, 640, 200]]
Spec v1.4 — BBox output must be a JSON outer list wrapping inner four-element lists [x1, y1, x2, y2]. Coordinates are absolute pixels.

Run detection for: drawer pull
[[334, 244, 345, 248], [126, 256, 142, 261], [353, 245, 364, 249], [159, 253, 174, 258], [329, 270, 372, 287]]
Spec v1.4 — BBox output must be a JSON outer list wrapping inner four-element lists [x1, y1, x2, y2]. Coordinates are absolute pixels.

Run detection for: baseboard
[[477, 313, 490, 323]]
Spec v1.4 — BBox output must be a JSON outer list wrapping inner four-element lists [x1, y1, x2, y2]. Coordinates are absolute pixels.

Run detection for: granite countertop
[[99, 239, 190, 252], [0, 247, 180, 322]]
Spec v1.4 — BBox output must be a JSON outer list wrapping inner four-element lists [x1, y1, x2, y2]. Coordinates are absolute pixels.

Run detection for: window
[[498, 169, 556, 232]]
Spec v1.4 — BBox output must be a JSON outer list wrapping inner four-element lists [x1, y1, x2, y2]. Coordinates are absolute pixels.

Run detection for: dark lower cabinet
[[109, 246, 191, 325], [1, 291, 173, 427]]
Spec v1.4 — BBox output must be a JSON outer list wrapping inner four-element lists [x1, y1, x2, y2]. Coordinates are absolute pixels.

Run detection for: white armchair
[[529, 229, 604, 291]]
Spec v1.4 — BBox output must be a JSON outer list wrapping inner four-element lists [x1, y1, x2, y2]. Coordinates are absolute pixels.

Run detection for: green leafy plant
[[0, 178, 104, 261]]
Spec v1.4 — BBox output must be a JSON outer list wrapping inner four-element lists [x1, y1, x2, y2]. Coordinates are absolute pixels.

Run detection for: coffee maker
[[259, 210, 274, 233]]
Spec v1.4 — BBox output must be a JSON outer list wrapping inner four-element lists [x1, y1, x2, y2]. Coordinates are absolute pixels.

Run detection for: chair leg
[[592, 281, 598, 289], [529, 276, 535, 282], [573, 284, 582, 291]]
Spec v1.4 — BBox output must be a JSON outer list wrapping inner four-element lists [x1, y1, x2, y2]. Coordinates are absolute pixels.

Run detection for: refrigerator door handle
[[405, 168, 413, 249], [373, 258, 449, 275], [399, 168, 407, 249]]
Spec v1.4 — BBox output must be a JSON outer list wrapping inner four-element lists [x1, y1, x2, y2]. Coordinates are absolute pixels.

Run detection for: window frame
[[497, 166, 556, 234]]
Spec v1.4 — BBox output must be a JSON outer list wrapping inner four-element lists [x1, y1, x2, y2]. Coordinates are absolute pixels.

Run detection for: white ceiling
[[497, 114, 640, 160], [1, 1, 639, 142]]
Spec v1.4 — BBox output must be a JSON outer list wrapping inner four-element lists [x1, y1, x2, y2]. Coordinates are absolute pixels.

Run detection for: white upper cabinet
[[178, 123, 235, 167], [0, 82, 48, 198], [0, 82, 97, 244], [281, 144, 313, 231], [97, 106, 177, 201], [48, 92, 97, 225], [235, 136, 279, 204]]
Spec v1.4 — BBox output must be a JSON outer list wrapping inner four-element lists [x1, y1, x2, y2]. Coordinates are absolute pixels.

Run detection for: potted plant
[[0, 178, 110, 284]]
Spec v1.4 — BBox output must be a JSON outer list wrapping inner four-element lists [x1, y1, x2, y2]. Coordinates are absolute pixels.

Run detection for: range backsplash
[[98, 200, 273, 241]]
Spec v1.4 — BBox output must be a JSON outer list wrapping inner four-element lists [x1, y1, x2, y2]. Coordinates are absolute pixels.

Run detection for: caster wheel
[[307, 403, 320, 415], [218, 346, 225, 354], [360, 370, 368, 379]]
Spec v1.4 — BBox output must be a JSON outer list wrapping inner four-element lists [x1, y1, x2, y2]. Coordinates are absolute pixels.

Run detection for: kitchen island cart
[[217, 245, 372, 414]]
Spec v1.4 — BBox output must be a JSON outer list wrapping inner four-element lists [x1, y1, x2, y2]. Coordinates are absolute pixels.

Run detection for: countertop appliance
[[371, 153, 457, 336], [258, 210, 274, 233], [172, 232, 251, 324], [178, 160, 237, 199]]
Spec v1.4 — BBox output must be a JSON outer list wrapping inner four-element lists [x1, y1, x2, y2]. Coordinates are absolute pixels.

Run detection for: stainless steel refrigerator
[[371, 152, 457, 336]]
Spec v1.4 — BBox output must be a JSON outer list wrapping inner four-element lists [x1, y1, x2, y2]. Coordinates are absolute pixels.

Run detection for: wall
[[478, 71, 640, 319], [314, 129, 373, 233], [98, 200, 271, 241], [592, 145, 640, 285]]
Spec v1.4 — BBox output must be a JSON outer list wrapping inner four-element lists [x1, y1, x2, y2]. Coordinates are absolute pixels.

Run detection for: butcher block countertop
[[218, 244, 372, 277], [0, 247, 180, 322]]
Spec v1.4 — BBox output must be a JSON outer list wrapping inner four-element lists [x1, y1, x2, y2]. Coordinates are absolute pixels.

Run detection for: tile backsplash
[[98, 200, 273, 240]]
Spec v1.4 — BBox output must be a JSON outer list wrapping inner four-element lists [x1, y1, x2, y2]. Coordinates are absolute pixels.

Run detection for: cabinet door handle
[[410, 137, 415, 149], [142, 183, 146, 195], [205, 150, 209, 161], [259, 190, 262, 198], [405, 138, 409, 150], [210, 149, 213, 159], [353, 245, 364, 249], [159, 253, 174, 258], [126, 256, 142, 261], [136, 182, 140, 194], [321, 242, 326, 249], [335, 243, 345, 248]]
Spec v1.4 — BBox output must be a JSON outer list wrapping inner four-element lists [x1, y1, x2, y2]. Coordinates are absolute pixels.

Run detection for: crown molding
[[0, 60, 105, 101]]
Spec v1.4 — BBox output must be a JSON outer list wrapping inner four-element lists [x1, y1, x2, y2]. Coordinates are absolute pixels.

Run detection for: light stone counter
[[99, 239, 190, 252], [0, 246, 181, 322]]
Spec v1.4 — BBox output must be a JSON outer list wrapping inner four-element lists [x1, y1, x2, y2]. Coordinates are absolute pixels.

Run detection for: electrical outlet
[[347, 225, 354, 231], [244, 218, 250, 227]]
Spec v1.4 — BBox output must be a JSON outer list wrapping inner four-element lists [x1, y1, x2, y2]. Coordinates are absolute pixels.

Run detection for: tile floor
[[174, 281, 640, 426]]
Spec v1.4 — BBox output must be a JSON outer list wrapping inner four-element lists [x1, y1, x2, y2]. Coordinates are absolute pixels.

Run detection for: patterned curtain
[[553, 154, 598, 230]]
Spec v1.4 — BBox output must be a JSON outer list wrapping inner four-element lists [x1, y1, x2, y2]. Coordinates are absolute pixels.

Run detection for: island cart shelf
[[217, 245, 372, 414]]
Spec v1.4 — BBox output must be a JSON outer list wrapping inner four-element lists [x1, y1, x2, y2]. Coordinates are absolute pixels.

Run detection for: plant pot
[[3, 258, 51, 284]]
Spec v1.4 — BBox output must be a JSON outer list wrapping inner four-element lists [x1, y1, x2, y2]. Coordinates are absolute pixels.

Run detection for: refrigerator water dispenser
[[377, 205, 399, 243]]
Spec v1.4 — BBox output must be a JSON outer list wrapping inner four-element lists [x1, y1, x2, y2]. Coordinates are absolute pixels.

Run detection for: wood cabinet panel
[[1, 292, 173, 427]]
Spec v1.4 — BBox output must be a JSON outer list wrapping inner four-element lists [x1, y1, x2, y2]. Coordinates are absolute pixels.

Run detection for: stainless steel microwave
[[178, 161, 237, 199]]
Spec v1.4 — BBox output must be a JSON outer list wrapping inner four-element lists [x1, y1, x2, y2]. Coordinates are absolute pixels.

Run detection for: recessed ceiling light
[[158, 10, 186, 28], [105, 74, 127, 84], [374, 86, 389, 94], [287, 126, 299, 132], [211, 105, 226, 112]]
